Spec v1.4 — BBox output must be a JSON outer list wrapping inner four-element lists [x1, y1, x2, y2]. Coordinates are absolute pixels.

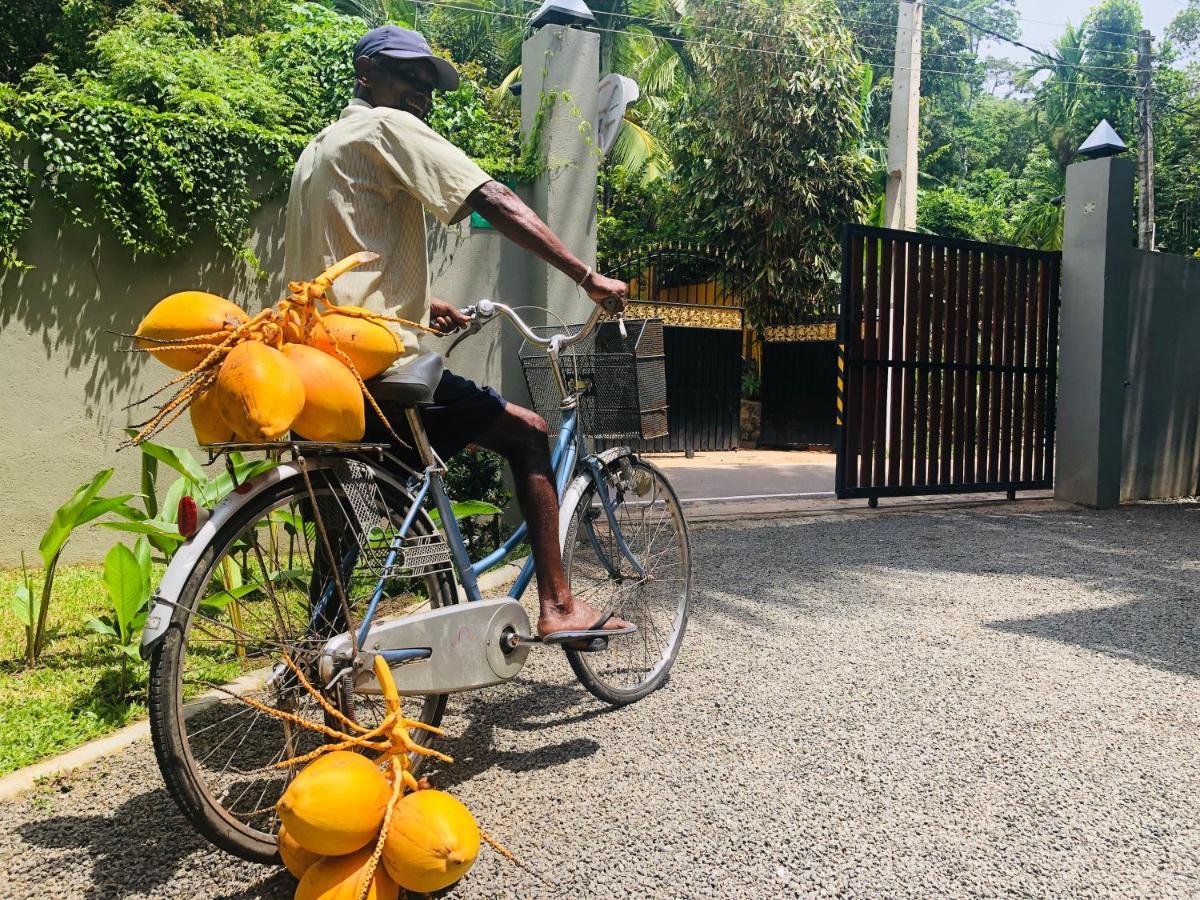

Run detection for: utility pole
[[884, 0, 923, 231], [1136, 28, 1156, 251]]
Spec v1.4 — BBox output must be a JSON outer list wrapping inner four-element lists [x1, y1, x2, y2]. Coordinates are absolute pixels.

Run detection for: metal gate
[[836, 224, 1061, 502], [604, 244, 744, 453], [759, 326, 838, 448]]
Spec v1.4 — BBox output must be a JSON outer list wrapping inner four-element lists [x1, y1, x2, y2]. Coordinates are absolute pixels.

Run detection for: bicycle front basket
[[519, 318, 668, 441]]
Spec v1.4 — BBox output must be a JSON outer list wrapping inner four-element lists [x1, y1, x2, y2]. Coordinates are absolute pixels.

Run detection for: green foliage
[[443, 445, 510, 559], [671, 0, 872, 327], [427, 61, 520, 179], [11, 469, 143, 668], [741, 360, 761, 402], [0, 0, 530, 269], [597, 164, 709, 262], [88, 540, 152, 674], [444, 445, 509, 511]]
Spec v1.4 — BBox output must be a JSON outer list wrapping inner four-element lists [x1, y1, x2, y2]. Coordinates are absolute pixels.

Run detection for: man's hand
[[430, 298, 470, 334], [582, 271, 628, 313]]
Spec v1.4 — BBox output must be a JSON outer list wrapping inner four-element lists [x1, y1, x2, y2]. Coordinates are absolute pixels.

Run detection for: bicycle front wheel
[[148, 462, 455, 864], [561, 456, 691, 705]]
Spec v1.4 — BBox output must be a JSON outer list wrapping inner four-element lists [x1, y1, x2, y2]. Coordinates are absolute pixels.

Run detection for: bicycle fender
[[139, 463, 301, 659], [557, 446, 636, 548]]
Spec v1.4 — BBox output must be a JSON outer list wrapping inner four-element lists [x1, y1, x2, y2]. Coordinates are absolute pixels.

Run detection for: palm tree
[[1016, 23, 1087, 171]]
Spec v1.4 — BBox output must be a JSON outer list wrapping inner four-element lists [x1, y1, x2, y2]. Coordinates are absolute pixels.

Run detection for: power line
[[413, 0, 1151, 94], [924, 0, 1139, 83], [498, 0, 1143, 69]]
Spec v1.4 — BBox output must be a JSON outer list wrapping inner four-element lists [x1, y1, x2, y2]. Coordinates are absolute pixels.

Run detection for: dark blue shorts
[[364, 369, 507, 467]]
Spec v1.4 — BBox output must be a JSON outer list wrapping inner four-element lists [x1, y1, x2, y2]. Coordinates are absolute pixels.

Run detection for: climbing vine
[[0, 0, 536, 270]]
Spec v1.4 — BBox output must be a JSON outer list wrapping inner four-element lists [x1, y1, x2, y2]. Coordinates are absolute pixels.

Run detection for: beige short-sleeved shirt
[[284, 98, 492, 356]]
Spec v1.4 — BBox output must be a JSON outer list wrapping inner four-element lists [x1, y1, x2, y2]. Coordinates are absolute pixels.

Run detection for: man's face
[[361, 55, 438, 119]]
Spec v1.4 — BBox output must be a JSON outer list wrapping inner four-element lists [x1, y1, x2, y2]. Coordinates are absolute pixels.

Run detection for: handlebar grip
[[601, 295, 621, 314]]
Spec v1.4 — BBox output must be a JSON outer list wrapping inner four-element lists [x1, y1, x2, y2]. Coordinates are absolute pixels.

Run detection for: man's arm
[[466, 180, 627, 308]]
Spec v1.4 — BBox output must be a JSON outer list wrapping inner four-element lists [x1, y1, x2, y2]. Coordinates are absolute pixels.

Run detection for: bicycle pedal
[[575, 637, 609, 653]]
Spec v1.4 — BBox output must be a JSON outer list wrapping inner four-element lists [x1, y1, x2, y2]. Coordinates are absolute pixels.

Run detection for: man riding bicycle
[[283, 25, 631, 643]]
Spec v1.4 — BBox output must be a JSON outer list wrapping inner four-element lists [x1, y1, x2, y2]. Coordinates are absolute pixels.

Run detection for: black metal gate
[[759, 329, 838, 448], [603, 244, 744, 453], [836, 224, 1061, 501]]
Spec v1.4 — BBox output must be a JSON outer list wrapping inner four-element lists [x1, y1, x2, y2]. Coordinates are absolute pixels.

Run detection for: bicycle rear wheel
[[560, 456, 690, 705], [148, 461, 455, 864]]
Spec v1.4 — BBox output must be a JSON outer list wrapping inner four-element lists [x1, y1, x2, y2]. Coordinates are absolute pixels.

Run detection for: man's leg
[[474, 403, 630, 636]]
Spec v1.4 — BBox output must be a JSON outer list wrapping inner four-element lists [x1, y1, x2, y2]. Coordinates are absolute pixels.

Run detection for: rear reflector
[[177, 496, 208, 538]]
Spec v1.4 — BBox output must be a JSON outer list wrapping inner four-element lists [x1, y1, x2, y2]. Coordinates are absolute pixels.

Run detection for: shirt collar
[[340, 98, 374, 119]]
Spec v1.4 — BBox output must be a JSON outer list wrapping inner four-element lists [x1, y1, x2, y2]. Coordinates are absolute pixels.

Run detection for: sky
[[979, 0, 1185, 64]]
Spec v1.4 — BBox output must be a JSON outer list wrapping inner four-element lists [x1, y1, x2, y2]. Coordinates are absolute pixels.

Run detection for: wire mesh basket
[[520, 318, 668, 441]]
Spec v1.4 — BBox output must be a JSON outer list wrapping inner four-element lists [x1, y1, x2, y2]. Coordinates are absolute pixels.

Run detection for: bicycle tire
[[560, 455, 691, 705], [148, 466, 456, 864]]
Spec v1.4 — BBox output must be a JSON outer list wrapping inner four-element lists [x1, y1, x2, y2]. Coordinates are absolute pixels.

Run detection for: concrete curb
[[683, 491, 1060, 523], [0, 560, 526, 803]]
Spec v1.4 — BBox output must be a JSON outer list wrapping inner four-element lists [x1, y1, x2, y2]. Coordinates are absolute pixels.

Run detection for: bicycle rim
[[149, 465, 453, 861], [563, 458, 690, 704]]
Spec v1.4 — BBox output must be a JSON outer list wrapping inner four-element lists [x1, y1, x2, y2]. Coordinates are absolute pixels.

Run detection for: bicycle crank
[[318, 598, 531, 696]]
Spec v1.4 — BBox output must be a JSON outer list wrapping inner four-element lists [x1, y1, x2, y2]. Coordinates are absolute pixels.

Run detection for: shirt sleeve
[[372, 110, 493, 226]]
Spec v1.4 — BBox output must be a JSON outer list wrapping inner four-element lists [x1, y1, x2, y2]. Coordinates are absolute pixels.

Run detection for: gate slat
[[844, 234, 864, 490], [952, 247, 970, 484], [888, 240, 905, 485], [964, 249, 980, 486], [976, 251, 994, 482], [860, 236, 879, 489], [939, 247, 957, 485], [914, 242, 933, 487], [874, 238, 893, 488], [1031, 258, 1049, 482], [987, 252, 1006, 482], [901, 240, 920, 487], [1012, 255, 1030, 483], [927, 244, 944, 486]]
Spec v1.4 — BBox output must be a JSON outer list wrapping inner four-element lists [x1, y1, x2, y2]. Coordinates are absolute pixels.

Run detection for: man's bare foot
[[536, 597, 632, 637]]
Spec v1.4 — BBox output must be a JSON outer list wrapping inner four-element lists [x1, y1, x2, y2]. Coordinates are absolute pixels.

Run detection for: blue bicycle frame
[[307, 403, 643, 662]]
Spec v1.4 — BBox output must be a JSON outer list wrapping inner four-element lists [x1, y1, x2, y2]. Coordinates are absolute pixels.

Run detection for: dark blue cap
[[354, 26, 460, 91]]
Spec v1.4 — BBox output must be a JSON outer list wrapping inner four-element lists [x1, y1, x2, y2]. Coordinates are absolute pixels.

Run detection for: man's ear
[[354, 56, 373, 92]]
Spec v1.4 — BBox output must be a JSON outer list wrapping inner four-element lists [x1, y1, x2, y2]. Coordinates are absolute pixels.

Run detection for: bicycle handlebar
[[453, 295, 623, 355]]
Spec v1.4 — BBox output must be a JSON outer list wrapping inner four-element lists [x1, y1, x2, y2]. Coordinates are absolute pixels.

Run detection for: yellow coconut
[[278, 824, 322, 880], [135, 292, 249, 371], [295, 846, 399, 900], [275, 751, 391, 857], [306, 307, 404, 379], [213, 341, 305, 442], [381, 789, 480, 893], [281, 343, 366, 442], [188, 386, 235, 445]]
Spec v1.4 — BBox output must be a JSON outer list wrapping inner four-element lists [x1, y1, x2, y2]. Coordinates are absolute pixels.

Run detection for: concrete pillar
[[1054, 155, 1135, 508], [883, 0, 922, 232], [520, 23, 600, 328]]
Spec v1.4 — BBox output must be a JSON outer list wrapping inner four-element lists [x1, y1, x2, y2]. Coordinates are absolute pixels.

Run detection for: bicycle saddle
[[364, 352, 444, 406]]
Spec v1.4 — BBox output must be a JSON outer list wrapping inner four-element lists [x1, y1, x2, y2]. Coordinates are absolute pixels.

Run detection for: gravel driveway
[[3, 499, 1198, 898]]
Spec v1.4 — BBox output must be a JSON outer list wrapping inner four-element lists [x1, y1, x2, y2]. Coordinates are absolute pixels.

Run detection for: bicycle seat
[[364, 352, 444, 406]]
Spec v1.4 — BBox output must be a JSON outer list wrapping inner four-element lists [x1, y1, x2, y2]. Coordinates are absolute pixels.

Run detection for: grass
[[0, 534, 533, 778], [0, 564, 146, 777]]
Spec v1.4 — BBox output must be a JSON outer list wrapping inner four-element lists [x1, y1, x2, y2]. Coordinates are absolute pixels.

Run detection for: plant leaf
[[86, 616, 118, 638], [78, 494, 140, 526], [98, 520, 185, 543], [39, 469, 114, 567], [103, 543, 149, 642], [10, 584, 33, 628], [136, 439, 207, 486], [430, 500, 503, 525], [201, 583, 259, 610]]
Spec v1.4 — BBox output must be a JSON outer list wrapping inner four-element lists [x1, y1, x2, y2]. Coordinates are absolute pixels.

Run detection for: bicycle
[[140, 298, 692, 863]]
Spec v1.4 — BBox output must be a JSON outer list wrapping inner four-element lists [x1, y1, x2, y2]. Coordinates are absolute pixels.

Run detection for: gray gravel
[[3, 499, 1199, 899]]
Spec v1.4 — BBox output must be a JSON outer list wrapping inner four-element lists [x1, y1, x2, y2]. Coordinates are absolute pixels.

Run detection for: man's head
[[353, 25, 459, 120]]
